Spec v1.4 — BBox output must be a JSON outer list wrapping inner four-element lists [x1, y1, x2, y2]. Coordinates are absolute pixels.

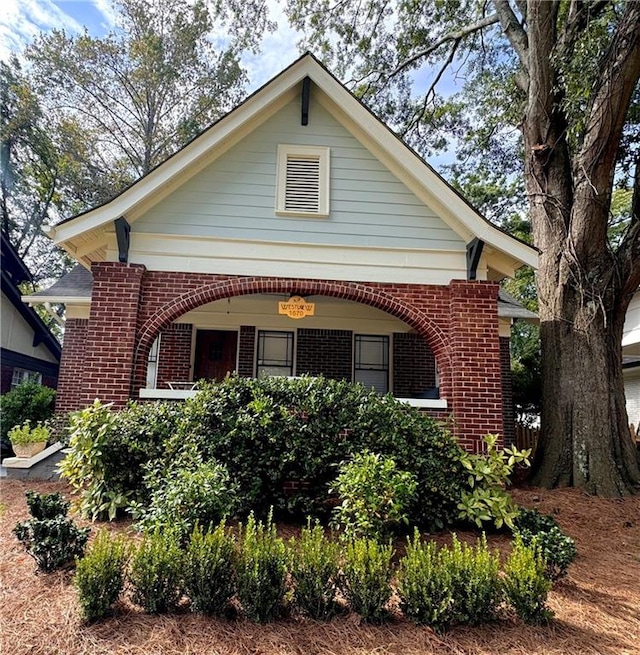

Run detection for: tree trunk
[[523, 0, 640, 496]]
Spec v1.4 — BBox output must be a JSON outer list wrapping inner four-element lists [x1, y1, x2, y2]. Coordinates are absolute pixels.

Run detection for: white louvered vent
[[285, 156, 320, 213], [276, 145, 330, 216]]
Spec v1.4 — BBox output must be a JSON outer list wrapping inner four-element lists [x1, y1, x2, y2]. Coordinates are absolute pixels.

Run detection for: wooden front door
[[194, 330, 238, 382]]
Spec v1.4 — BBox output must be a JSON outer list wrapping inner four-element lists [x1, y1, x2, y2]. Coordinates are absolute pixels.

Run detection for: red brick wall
[[448, 280, 503, 451], [393, 332, 436, 397], [55, 318, 88, 413], [296, 328, 353, 380], [238, 326, 255, 377], [81, 263, 145, 407], [500, 336, 515, 446], [156, 323, 192, 389], [59, 264, 504, 449]]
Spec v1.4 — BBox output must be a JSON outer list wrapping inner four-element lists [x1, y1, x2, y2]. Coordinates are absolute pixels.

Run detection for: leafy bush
[[183, 522, 236, 616], [457, 434, 531, 530], [288, 521, 341, 620], [0, 382, 55, 442], [8, 421, 50, 445], [60, 400, 184, 520], [331, 450, 417, 541], [181, 375, 468, 529], [13, 491, 89, 573], [397, 531, 454, 631], [75, 530, 130, 622], [129, 528, 184, 614], [513, 509, 577, 581], [443, 534, 502, 626], [340, 537, 394, 623], [135, 460, 237, 539], [236, 511, 288, 622], [503, 536, 553, 624], [397, 531, 501, 631]]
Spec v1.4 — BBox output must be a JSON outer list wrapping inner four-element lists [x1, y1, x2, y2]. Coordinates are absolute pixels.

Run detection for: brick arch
[[134, 276, 452, 387]]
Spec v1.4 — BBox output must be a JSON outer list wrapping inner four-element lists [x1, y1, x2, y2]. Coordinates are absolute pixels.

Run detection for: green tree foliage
[[25, 0, 250, 203], [286, 0, 640, 496]]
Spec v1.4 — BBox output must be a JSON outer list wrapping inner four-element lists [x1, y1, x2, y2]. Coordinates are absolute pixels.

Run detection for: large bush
[[0, 382, 55, 442], [180, 376, 468, 529]]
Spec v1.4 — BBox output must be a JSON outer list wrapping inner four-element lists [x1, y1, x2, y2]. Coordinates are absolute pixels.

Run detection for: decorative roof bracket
[[114, 216, 130, 263], [301, 76, 310, 126], [466, 237, 485, 280]]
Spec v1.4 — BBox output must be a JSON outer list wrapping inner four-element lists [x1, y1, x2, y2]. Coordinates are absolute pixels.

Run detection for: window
[[354, 335, 389, 394], [257, 330, 294, 377], [11, 368, 42, 389], [146, 336, 161, 389], [276, 145, 330, 216]]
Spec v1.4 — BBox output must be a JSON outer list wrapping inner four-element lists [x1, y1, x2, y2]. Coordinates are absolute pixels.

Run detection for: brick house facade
[[34, 54, 537, 452]]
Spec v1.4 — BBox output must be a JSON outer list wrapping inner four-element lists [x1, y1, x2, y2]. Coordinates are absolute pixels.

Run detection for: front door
[[194, 330, 238, 382]]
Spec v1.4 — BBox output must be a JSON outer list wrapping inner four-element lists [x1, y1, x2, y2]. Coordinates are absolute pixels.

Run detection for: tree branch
[[493, 0, 529, 74], [387, 13, 500, 79]]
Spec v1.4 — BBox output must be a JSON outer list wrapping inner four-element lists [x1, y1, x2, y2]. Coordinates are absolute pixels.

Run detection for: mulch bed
[[1, 479, 639, 655]]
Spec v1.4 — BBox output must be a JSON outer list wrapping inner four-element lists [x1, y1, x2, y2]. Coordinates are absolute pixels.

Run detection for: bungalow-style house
[[29, 54, 538, 452], [0, 232, 61, 394], [623, 288, 640, 431]]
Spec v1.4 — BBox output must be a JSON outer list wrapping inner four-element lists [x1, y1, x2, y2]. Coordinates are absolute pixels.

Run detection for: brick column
[[55, 318, 89, 413], [500, 337, 516, 447], [448, 280, 503, 451], [81, 263, 145, 408], [237, 326, 255, 377]]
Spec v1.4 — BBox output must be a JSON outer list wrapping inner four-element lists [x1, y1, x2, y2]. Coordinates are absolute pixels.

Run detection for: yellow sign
[[278, 296, 315, 319]]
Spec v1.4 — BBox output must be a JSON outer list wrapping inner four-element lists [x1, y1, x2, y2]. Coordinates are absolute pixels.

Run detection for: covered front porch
[[138, 294, 447, 410]]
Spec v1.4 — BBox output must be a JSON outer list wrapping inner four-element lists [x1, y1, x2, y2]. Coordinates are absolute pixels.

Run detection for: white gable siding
[[134, 99, 464, 252]]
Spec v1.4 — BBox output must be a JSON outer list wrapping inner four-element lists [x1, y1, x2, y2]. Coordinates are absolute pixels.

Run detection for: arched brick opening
[[133, 275, 452, 395]]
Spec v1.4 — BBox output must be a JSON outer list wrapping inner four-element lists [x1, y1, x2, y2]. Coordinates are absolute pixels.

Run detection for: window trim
[[275, 144, 330, 217], [353, 334, 390, 394], [11, 368, 42, 389], [256, 329, 295, 378]]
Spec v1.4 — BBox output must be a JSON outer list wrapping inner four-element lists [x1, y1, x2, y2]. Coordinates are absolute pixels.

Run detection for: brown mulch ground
[[1, 479, 639, 655]]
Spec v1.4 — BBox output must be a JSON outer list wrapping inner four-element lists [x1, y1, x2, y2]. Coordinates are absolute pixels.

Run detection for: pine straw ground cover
[[1, 479, 639, 655]]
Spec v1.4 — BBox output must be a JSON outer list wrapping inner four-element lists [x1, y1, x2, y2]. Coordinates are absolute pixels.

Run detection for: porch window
[[146, 336, 161, 388], [11, 368, 42, 388], [257, 330, 294, 377], [354, 334, 389, 394]]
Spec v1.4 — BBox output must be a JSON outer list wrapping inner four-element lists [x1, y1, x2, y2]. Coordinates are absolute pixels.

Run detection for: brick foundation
[[58, 264, 504, 448]]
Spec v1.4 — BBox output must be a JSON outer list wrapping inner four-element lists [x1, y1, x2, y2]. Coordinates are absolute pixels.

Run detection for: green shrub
[[184, 522, 236, 616], [129, 528, 184, 614], [288, 521, 341, 620], [340, 537, 394, 623], [397, 530, 454, 631], [443, 534, 502, 626], [331, 450, 416, 541], [135, 460, 237, 539], [513, 507, 559, 534], [503, 536, 553, 625], [397, 532, 501, 631], [13, 491, 89, 573], [60, 400, 184, 520], [8, 421, 50, 445], [236, 511, 288, 622], [181, 375, 467, 529], [0, 382, 55, 442], [75, 530, 130, 622], [457, 434, 530, 530]]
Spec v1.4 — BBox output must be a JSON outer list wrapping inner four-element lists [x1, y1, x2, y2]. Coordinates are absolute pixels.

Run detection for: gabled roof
[[0, 233, 62, 361], [44, 53, 537, 275]]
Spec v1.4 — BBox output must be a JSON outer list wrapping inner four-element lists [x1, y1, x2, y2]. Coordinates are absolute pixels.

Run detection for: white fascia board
[[24, 296, 90, 306], [312, 74, 538, 270]]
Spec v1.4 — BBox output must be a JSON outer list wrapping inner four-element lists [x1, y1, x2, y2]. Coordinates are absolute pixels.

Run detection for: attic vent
[[285, 156, 320, 212], [276, 145, 330, 217]]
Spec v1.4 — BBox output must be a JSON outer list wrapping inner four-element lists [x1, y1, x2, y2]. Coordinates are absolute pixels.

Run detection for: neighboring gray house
[[623, 288, 640, 431]]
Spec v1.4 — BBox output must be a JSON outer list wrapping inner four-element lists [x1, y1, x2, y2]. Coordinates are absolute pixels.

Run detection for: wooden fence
[[515, 424, 639, 455]]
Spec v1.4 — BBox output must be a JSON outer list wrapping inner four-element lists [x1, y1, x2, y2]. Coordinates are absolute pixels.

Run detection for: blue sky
[[0, 0, 302, 92]]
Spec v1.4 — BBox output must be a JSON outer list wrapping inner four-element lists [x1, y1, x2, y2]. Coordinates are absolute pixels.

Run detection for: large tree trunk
[[522, 0, 640, 496]]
